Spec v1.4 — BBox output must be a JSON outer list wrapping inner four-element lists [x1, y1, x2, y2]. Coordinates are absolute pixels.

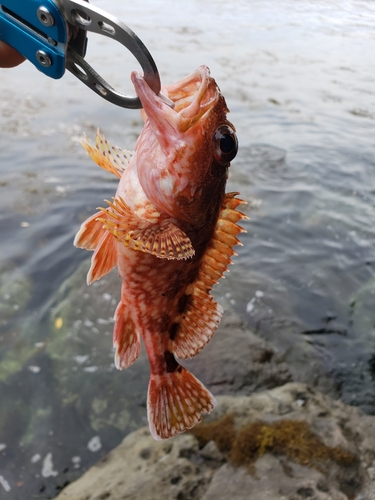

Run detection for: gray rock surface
[[185, 307, 293, 395], [55, 383, 375, 500]]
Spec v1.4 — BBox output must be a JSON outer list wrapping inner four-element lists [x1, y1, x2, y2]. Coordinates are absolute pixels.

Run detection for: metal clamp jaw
[[0, 0, 161, 108]]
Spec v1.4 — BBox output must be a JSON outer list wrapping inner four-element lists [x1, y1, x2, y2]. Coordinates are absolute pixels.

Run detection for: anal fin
[[148, 365, 216, 440], [113, 300, 140, 370]]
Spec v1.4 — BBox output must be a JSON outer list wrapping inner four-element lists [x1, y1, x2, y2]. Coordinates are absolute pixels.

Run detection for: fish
[[74, 65, 247, 440]]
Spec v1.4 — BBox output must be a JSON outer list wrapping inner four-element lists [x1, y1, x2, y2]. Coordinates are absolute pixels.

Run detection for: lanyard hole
[[71, 9, 92, 27], [98, 21, 115, 36], [93, 83, 107, 96], [69, 62, 88, 81]]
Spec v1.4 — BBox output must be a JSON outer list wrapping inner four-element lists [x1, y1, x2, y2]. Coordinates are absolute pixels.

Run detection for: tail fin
[[147, 366, 216, 440]]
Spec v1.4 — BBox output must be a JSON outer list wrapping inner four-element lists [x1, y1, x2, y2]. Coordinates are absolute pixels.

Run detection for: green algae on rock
[[190, 416, 357, 472], [233, 419, 356, 470], [0, 267, 32, 322]]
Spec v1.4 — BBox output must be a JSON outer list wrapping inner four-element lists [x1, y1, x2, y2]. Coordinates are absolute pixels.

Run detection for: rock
[[55, 383, 375, 499], [0, 266, 32, 322], [247, 315, 340, 399], [184, 307, 293, 396], [5, 256, 294, 499], [54, 430, 214, 500], [201, 460, 347, 500]]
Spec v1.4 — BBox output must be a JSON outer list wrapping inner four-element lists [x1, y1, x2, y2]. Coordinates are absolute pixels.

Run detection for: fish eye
[[213, 125, 238, 165]]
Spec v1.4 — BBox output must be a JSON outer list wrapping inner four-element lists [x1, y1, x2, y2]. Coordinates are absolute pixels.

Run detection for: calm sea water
[[0, 0, 374, 497]]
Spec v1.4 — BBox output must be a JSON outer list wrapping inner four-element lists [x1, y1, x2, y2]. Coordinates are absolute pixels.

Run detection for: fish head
[[132, 66, 238, 223]]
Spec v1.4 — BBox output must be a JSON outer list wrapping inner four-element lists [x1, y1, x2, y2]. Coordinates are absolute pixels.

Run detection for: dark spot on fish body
[[164, 350, 179, 372], [169, 322, 180, 340], [177, 293, 190, 314], [161, 313, 170, 331]]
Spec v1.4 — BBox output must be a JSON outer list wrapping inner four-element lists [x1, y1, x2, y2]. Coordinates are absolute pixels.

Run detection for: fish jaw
[[132, 65, 219, 150], [132, 66, 230, 222]]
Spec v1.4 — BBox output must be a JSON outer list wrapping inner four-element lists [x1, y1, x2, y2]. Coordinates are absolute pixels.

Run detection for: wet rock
[[55, 383, 375, 499], [45, 259, 150, 434], [185, 307, 293, 396], [349, 276, 375, 343], [0, 266, 40, 383], [201, 460, 347, 500], [257, 316, 340, 396], [55, 430, 213, 500], [0, 267, 32, 322]]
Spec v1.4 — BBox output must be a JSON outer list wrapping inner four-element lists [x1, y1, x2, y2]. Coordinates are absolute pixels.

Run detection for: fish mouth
[[131, 66, 221, 148]]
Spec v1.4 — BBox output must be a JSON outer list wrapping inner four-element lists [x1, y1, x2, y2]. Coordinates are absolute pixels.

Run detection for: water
[[0, 0, 374, 497]]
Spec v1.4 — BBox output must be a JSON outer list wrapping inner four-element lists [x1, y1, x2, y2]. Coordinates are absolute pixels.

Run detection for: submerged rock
[[55, 383, 375, 499], [0, 267, 32, 322]]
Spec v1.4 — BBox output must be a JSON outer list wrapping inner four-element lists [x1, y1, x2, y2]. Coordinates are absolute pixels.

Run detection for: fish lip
[[131, 66, 219, 136]]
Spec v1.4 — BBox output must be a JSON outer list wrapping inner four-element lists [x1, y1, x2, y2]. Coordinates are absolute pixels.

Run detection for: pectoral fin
[[87, 231, 118, 285], [99, 197, 195, 260], [74, 211, 107, 250]]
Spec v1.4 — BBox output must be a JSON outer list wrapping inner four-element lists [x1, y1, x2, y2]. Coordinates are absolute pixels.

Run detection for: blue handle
[[0, 0, 67, 78]]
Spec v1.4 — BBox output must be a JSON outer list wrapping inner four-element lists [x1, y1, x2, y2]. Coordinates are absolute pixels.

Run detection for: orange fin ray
[[113, 301, 140, 369], [199, 192, 248, 288], [81, 129, 134, 178], [223, 191, 248, 210], [172, 193, 247, 358], [148, 366, 216, 440], [87, 231, 118, 285], [172, 288, 223, 359], [74, 211, 107, 250], [129, 222, 195, 260], [99, 197, 195, 260]]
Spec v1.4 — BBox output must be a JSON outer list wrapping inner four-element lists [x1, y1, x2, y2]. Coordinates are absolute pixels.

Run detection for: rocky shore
[[54, 307, 375, 500]]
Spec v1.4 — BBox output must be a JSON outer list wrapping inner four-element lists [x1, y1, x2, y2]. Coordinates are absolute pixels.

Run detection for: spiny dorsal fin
[[171, 193, 248, 359], [98, 196, 195, 261], [148, 365, 216, 440], [113, 298, 140, 369], [195, 192, 248, 291], [81, 129, 134, 178]]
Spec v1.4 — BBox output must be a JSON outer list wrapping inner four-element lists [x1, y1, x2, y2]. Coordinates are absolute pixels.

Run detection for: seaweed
[[189, 414, 235, 453], [189, 416, 357, 471]]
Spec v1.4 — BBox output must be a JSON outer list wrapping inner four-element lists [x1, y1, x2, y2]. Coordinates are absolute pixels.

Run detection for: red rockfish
[[74, 66, 247, 440]]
